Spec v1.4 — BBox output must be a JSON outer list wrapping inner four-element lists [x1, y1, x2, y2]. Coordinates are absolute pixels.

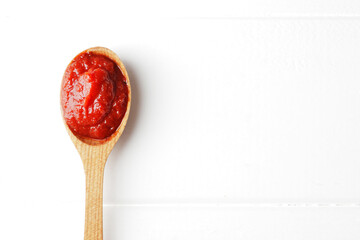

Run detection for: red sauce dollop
[[61, 52, 129, 139]]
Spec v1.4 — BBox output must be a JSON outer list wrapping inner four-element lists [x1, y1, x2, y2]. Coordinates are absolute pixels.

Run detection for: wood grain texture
[[61, 47, 131, 240]]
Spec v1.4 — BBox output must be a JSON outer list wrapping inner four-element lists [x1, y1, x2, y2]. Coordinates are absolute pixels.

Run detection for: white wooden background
[[1, 0, 360, 239]]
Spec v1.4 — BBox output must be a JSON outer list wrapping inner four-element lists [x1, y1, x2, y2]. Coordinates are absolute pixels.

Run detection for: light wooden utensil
[[61, 47, 131, 240]]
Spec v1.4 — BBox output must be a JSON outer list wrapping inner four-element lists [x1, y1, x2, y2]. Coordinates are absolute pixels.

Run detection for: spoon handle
[[83, 155, 107, 240]]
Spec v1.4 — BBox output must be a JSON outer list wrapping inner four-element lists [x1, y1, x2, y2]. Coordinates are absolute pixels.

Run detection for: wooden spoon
[[61, 47, 131, 240]]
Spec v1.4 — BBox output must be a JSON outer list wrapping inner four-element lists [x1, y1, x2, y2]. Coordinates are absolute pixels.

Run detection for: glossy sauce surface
[[61, 52, 128, 139]]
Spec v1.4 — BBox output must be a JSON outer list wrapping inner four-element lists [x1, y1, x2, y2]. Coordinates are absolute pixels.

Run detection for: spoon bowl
[[61, 47, 131, 240]]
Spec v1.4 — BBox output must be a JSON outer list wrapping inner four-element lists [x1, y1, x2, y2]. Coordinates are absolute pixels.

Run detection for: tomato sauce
[[61, 52, 128, 139]]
